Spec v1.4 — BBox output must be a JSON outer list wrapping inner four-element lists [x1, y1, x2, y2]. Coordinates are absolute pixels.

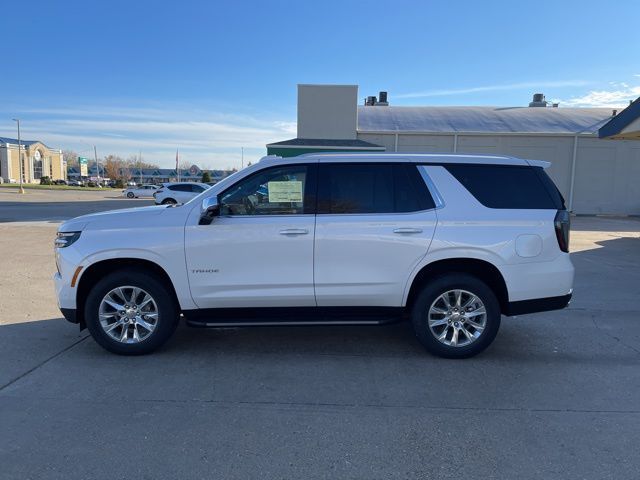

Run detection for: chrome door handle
[[393, 228, 423, 234], [279, 228, 309, 235]]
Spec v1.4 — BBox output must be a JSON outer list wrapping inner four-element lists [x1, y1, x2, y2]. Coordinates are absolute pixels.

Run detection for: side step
[[183, 306, 405, 328]]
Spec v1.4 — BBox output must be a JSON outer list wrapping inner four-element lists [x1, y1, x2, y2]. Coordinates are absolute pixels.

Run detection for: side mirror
[[199, 197, 220, 225]]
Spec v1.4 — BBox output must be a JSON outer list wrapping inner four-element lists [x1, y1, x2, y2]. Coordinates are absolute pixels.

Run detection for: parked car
[[67, 180, 83, 187], [53, 179, 68, 185], [54, 153, 573, 357], [123, 184, 159, 198], [153, 182, 209, 205]]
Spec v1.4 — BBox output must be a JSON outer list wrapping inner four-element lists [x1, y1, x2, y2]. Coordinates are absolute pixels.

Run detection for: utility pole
[[12, 118, 25, 194], [139, 150, 143, 184], [241, 147, 244, 169], [93, 145, 100, 185]]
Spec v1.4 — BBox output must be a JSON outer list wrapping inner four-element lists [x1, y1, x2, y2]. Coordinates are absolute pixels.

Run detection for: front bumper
[[60, 308, 78, 324]]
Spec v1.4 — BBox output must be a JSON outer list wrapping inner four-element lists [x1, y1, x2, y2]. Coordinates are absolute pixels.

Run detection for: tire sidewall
[[126, 192, 135, 198], [411, 274, 501, 359], [85, 270, 178, 355]]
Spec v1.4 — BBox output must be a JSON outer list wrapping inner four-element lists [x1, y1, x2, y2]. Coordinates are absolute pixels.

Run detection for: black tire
[[411, 273, 501, 359], [126, 192, 135, 198], [161, 198, 177, 205], [84, 270, 179, 355]]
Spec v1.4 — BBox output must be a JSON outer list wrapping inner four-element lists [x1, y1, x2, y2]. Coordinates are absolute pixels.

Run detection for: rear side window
[[444, 164, 563, 209], [317, 163, 434, 214], [169, 184, 192, 192]]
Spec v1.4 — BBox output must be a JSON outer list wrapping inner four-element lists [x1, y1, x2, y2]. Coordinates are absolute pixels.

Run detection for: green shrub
[[40, 176, 53, 185], [201, 171, 211, 183], [114, 179, 125, 188]]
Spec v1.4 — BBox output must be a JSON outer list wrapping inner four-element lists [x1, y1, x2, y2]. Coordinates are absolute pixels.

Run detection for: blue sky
[[1, 0, 639, 168]]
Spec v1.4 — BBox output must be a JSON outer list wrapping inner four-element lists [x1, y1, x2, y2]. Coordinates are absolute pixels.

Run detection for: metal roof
[[0, 137, 51, 148], [598, 97, 640, 139], [357, 106, 615, 135]]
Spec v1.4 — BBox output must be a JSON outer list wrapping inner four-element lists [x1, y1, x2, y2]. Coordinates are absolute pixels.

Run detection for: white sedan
[[123, 184, 159, 198]]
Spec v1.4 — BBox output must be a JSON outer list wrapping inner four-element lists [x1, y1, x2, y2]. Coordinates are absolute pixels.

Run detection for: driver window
[[220, 165, 308, 216]]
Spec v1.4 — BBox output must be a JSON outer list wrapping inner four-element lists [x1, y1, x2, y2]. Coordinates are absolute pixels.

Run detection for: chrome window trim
[[417, 165, 445, 209]]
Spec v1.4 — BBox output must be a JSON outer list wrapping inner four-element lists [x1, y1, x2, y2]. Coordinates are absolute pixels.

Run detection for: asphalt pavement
[[0, 191, 639, 479]]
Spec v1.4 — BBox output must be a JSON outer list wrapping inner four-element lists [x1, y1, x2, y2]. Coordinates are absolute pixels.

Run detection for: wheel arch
[[76, 258, 180, 329], [404, 258, 509, 313]]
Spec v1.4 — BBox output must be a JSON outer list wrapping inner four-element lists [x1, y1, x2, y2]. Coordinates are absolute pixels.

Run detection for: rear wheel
[[85, 270, 179, 355], [126, 192, 135, 198], [161, 198, 177, 205], [411, 274, 500, 358]]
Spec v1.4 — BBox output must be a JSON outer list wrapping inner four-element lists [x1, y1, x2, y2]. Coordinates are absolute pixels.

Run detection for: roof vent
[[612, 109, 617, 116], [529, 93, 548, 107], [364, 92, 390, 106]]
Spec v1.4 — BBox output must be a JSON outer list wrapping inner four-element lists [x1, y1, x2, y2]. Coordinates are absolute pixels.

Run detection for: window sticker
[[267, 181, 303, 203]]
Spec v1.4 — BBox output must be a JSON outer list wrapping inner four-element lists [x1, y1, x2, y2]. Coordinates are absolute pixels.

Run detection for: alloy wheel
[[427, 289, 487, 347], [98, 286, 159, 343]]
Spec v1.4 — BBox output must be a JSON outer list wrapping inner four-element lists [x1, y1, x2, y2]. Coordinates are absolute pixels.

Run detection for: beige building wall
[[1, 143, 65, 183], [356, 131, 640, 215]]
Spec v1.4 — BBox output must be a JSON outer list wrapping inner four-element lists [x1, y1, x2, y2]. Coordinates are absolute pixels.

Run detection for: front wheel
[[84, 270, 179, 355], [161, 198, 177, 205], [411, 274, 501, 359], [126, 192, 135, 198]]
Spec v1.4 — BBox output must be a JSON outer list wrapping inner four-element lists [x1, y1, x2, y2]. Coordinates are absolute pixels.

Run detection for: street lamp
[[12, 118, 25, 194]]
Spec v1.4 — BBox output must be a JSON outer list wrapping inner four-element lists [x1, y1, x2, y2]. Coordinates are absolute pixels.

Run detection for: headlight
[[55, 231, 81, 248]]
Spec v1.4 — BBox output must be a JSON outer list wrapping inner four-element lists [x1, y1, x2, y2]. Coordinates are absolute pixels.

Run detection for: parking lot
[[1, 189, 639, 479]]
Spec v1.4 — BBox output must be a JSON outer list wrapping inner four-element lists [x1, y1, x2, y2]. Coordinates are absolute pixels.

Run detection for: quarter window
[[444, 164, 563, 209], [317, 163, 434, 214], [220, 165, 312, 216]]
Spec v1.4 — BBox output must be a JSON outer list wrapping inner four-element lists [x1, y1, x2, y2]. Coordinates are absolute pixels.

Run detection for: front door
[[185, 163, 317, 308]]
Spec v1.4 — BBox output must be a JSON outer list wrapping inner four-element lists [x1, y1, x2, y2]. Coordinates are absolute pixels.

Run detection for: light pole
[[12, 118, 25, 194], [93, 145, 101, 185], [241, 147, 244, 169]]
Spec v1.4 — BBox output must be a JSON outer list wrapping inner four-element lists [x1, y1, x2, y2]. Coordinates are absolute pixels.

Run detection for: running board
[[183, 306, 405, 328]]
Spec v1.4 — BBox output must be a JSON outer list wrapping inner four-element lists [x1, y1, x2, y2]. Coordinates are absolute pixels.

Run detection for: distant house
[[0, 137, 65, 183]]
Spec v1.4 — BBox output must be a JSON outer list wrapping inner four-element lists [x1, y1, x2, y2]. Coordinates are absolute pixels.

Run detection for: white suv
[[153, 182, 209, 205], [54, 154, 573, 358]]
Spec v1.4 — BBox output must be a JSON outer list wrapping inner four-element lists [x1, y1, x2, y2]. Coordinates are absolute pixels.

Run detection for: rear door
[[314, 162, 437, 307]]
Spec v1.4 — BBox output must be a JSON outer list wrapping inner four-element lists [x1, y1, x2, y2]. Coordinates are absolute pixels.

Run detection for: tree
[[103, 155, 124, 180], [62, 150, 80, 169], [201, 171, 211, 183]]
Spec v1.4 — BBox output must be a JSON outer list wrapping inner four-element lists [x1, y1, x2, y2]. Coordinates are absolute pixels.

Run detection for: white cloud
[[557, 83, 640, 108], [396, 80, 590, 99]]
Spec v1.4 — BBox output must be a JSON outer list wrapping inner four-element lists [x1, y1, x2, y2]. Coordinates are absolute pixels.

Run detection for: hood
[[59, 205, 170, 232]]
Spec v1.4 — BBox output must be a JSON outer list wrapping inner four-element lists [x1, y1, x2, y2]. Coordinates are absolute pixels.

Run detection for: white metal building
[[267, 85, 640, 215]]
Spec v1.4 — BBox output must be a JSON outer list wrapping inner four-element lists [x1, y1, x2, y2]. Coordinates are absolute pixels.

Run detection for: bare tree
[[62, 150, 80, 168]]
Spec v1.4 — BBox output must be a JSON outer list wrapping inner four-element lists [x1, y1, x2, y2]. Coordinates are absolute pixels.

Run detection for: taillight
[[554, 210, 570, 253]]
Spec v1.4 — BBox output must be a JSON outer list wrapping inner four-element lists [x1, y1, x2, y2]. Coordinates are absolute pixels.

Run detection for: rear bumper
[[504, 292, 572, 316]]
